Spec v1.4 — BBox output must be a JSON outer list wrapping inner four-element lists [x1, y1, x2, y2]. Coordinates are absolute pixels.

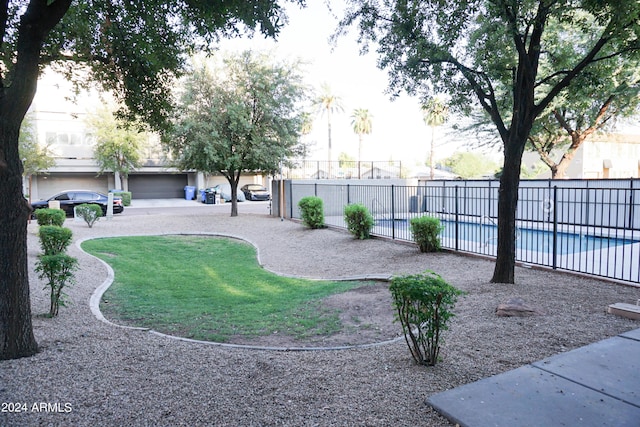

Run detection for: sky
[[218, 1, 468, 172]]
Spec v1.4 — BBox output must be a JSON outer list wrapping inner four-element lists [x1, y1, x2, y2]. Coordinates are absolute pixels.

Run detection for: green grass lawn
[[82, 235, 370, 342]]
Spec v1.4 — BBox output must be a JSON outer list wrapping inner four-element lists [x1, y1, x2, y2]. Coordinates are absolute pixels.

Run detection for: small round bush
[[35, 253, 78, 317], [344, 203, 374, 239], [34, 208, 66, 226], [298, 196, 325, 229], [410, 215, 443, 252], [38, 225, 73, 255], [390, 270, 464, 366], [75, 203, 104, 228]]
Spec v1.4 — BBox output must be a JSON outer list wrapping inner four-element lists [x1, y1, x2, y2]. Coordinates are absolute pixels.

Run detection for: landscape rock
[[496, 297, 545, 317]]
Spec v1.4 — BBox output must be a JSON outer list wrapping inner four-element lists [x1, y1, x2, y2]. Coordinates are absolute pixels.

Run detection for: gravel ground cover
[[1, 206, 638, 426]]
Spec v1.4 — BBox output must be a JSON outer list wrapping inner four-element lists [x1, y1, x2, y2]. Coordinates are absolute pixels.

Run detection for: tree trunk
[[228, 171, 241, 217], [230, 185, 238, 216], [0, 0, 72, 359], [552, 133, 585, 179], [491, 139, 526, 284], [114, 170, 122, 190], [0, 123, 39, 360]]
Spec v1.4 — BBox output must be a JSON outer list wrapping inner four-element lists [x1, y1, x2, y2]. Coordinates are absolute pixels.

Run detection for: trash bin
[[184, 185, 196, 200], [205, 191, 216, 204]]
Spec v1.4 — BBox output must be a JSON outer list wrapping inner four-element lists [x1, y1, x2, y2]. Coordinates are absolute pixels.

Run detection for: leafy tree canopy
[[338, 151, 356, 167], [462, 14, 640, 178], [86, 107, 147, 179], [528, 51, 640, 177], [165, 50, 309, 215], [1, 0, 304, 131], [339, 1, 640, 132], [338, 0, 640, 283], [19, 115, 55, 177], [443, 152, 499, 179]]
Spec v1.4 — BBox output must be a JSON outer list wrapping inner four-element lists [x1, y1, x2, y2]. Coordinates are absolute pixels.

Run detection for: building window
[[45, 131, 89, 147]]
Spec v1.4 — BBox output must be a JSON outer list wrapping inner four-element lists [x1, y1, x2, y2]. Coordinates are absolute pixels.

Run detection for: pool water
[[440, 220, 637, 254], [376, 219, 637, 255]]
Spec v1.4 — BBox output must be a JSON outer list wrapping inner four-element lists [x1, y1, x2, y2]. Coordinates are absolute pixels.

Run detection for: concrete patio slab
[[427, 328, 640, 427], [620, 328, 640, 341], [532, 336, 640, 407]]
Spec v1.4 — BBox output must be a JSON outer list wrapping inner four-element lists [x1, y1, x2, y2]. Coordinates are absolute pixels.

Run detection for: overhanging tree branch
[[535, 27, 614, 116]]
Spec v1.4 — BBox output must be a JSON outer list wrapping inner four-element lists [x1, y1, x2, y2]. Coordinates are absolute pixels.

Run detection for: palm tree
[[421, 97, 449, 180], [314, 83, 344, 176], [299, 111, 314, 161], [351, 108, 373, 162]]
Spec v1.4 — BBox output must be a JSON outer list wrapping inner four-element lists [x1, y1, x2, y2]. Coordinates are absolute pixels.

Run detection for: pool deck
[[427, 327, 640, 427]]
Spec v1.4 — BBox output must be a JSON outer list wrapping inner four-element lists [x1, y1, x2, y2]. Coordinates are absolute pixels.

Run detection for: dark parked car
[[31, 190, 124, 217], [240, 184, 270, 201]]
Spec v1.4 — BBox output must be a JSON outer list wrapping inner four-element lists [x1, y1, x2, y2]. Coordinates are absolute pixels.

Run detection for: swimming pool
[[375, 218, 638, 255], [444, 220, 639, 254]]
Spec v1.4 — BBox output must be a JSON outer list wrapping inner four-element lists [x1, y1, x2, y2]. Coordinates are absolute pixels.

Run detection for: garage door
[[128, 174, 188, 199], [35, 173, 109, 200]]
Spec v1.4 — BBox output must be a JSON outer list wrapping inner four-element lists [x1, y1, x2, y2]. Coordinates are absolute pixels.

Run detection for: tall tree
[[19, 115, 55, 200], [86, 107, 146, 191], [350, 108, 373, 162], [421, 97, 448, 180], [298, 111, 314, 161], [165, 51, 308, 217], [339, 0, 640, 284], [314, 83, 344, 175], [0, 0, 303, 360]]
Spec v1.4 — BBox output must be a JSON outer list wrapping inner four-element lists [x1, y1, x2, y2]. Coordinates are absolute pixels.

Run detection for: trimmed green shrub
[[410, 215, 444, 252], [390, 270, 464, 366], [298, 196, 325, 229], [35, 253, 78, 317], [75, 203, 103, 228], [344, 203, 374, 239], [38, 226, 73, 255], [34, 208, 65, 226], [112, 191, 132, 206]]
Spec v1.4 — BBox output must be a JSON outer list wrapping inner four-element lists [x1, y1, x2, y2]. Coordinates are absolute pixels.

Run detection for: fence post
[[391, 185, 396, 240], [488, 180, 492, 218], [455, 185, 459, 251], [288, 180, 293, 219], [629, 179, 635, 230], [552, 186, 558, 270]]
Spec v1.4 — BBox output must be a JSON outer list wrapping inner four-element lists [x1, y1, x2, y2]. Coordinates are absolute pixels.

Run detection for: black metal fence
[[283, 160, 403, 180], [288, 180, 640, 285]]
